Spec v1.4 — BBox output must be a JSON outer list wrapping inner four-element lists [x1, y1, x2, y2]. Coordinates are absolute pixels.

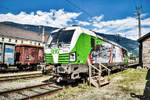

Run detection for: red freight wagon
[[15, 44, 44, 70]]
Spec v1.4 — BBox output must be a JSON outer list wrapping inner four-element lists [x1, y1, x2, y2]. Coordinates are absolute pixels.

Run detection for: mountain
[[0, 21, 139, 56], [0, 21, 58, 35]]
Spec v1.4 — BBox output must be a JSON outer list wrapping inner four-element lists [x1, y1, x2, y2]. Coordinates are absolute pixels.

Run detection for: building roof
[[0, 24, 42, 42], [138, 32, 150, 42]]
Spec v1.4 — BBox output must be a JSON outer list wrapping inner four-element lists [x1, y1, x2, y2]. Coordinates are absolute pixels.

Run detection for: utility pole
[[42, 27, 45, 44], [137, 7, 142, 38]]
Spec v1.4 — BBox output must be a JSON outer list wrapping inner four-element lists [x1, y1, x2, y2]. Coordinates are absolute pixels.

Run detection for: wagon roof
[[0, 24, 42, 42], [16, 44, 43, 48]]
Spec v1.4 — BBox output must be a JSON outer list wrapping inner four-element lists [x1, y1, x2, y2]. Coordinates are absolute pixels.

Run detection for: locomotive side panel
[[71, 33, 92, 64], [91, 42, 111, 63], [91, 40, 128, 64]]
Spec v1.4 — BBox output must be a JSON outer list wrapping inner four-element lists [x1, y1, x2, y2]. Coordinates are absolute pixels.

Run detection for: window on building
[[2, 37, 4, 41], [21, 40, 23, 44], [38, 43, 40, 46], [15, 40, 17, 43], [34, 42, 36, 45], [9, 38, 11, 42]]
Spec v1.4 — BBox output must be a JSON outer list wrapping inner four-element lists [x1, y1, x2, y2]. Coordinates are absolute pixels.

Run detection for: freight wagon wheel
[[17, 65, 23, 71], [0, 64, 8, 71], [4, 64, 8, 70], [29, 65, 37, 71]]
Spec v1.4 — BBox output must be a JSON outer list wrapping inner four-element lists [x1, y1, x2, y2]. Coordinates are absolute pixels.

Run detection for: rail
[[0, 82, 62, 100], [0, 73, 43, 82]]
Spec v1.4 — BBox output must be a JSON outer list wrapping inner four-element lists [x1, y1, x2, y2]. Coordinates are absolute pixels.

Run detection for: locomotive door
[[90, 37, 96, 63], [91, 37, 95, 50]]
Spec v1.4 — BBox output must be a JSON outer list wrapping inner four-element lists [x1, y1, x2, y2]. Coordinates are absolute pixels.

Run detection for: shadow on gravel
[[130, 69, 150, 100], [42, 76, 85, 87], [42, 76, 56, 83]]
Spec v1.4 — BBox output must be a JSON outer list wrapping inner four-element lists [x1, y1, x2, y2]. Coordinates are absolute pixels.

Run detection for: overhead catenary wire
[[64, 0, 107, 31], [64, 0, 93, 18]]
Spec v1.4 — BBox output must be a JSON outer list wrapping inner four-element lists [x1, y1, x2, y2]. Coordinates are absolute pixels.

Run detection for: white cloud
[[92, 15, 104, 22], [90, 15, 150, 40], [0, 9, 81, 28], [142, 17, 150, 26], [92, 17, 137, 32], [77, 21, 90, 26], [1, 9, 150, 40]]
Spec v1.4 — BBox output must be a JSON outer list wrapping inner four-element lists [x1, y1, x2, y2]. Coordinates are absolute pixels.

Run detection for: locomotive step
[[99, 81, 110, 87], [88, 77, 109, 88]]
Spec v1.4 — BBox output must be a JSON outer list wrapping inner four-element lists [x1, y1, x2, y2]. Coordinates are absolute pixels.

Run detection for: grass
[[46, 83, 93, 100], [112, 68, 147, 94], [44, 68, 148, 100]]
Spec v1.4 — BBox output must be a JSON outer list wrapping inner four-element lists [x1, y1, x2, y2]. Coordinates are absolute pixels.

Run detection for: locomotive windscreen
[[51, 30, 75, 44]]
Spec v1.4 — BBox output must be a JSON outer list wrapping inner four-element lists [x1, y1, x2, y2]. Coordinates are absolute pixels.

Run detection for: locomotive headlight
[[69, 52, 76, 62]]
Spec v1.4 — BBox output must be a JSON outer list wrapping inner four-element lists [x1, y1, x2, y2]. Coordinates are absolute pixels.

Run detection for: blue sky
[[0, 0, 150, 40]]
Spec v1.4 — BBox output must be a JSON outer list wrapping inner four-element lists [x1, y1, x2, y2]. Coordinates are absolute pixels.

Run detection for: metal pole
[[2, 41, 4, 63], [137, 7, 141, 38], [88, 64, 91, 86]]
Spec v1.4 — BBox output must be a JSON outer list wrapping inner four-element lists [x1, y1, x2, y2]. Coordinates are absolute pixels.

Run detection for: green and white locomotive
[[45, 26, 128, 82]]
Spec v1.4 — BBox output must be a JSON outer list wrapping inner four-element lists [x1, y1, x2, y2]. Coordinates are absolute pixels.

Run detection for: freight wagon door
[[0, 43, 3, 63], [4, 44, 15, 65]]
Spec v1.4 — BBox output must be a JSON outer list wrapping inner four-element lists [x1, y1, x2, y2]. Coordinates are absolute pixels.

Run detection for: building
[[138, 32, 150, 68], [0, 24, 43, 46]]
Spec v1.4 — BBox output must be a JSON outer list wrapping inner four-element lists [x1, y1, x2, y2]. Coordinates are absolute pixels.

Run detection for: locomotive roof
[[49, 26, 127, 51], [65, 26, 127, 50]]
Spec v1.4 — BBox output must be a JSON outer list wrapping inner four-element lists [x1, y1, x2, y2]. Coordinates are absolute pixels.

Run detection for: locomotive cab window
[[50, 30, 75, 44]]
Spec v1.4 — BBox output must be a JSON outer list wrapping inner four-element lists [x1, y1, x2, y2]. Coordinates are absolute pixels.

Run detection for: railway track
[[0, 73, 43, 82], [0, 82, 62, 100]]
